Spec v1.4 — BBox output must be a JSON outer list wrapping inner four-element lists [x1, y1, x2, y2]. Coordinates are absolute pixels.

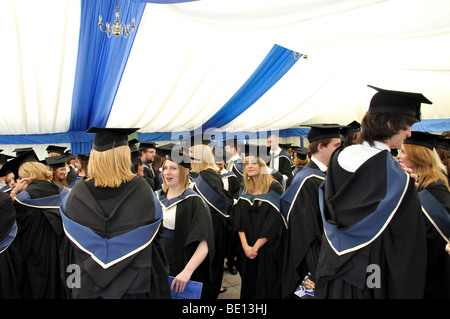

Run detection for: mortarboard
[[76, 153, 90, 161], [292, 147, 309, 160], [340, 120, 361, 138], [45, 155, 68, 169], [2, 150, 39, 178], [87, 127, 139, 152], [128, 138, 139, 152], [404, 131, 440, 150], [166, 144, 192, 169], [139, 141, 157, 151], [0, 154, 15, 165], [156, 143, 176, 157], [46, 145, 67, 155], [302, 124, 342, 143], [12, 147, 33, 157], [368, 85, 432, 120]]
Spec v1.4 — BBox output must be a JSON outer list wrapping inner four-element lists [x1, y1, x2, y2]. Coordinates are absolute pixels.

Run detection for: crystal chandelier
[[98, 0, 136, 38]]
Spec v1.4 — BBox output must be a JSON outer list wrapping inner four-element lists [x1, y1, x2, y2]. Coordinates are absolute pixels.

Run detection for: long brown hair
[[403, 143, 449, 191]]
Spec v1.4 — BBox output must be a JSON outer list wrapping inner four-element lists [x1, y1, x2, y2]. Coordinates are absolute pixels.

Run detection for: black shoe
[[220, 287, 228, 293], [229, 266, 238, 275]]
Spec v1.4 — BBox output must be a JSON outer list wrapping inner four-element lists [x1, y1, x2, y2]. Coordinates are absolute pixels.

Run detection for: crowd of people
[[0, 85, 449, 299]]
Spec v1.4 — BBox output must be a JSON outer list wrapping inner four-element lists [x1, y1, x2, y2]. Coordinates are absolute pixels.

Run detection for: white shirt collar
[[271, 147, 281, 155], [311, 155, 327, 172], [362, 140, 391, 152]]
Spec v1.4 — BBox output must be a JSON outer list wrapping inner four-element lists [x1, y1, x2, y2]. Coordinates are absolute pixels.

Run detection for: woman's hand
[[10, 178, 31, 199], [171, 269, 193, 293], [243, 245, 258, 259]]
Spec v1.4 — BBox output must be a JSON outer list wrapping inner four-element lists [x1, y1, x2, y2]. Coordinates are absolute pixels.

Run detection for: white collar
[[271, 147, 281, 155], [362, 140, 391, 152], [311, 155, 327, 172], [230, 154, 241, 161]]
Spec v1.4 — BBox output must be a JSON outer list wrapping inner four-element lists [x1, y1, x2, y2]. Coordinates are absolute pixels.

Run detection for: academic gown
[[191, 169, 233, 299], [220, 170, 241, 269], [315, 148, 427, 299], [14, 180, 69, 299], [60, 176, 170, 299], [233, 182, 286, 299], [418, 181, 450, 299], [156, 189, 215, 299], [143, 165, 156, 191], [0, 191, 22, 298], [280, 161, 326, 298]]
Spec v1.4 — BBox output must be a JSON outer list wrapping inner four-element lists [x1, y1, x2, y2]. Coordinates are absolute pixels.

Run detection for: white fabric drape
[[0, 0, 80, 135], [2, 0, 450, 140]]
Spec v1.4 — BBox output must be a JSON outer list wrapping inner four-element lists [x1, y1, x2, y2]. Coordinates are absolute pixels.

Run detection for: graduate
[[340, 120, 361, 147], [46, 154, 70, 188], [233, 143, 286, 299], [139, 141, 158, 191], [60, 127, 170, 299], [397, 131, 450, 299], [280, 124, 342, 298], [215, 149, 240, 275], [156, 147, 215, 299], [315, 85, 430, 298], [0, 154, 16, 192], [46, 145, 77, 186], [215, 149, 241, 200], [267, 135, 293, 185], [70, 152, 90, 188], [290, 147, 309, 177], [188, 136, 234, 299], [224, 138, 245, 184], [9, 150, 69, 298], [0, 190, 22, 298]]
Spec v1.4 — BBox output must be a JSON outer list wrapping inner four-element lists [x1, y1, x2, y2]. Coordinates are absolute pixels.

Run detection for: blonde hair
[[86, 145, 135, 187], [403, 143, 449, 191], [243, 156, 276, 194], [161, 161, 190, 193], [19, 161, 53, 181], [190, 144, 220, 174]]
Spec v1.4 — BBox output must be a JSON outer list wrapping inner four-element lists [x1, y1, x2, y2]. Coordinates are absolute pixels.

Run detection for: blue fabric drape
[[201, 44, 301, 130], [69, 0, 146, 154]]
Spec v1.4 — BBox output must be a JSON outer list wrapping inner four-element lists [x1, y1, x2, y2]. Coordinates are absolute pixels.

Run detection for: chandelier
[[98, 0, 136, 38]]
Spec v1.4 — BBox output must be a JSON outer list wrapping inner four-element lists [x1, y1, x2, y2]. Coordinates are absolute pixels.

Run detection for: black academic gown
[[14, 180, 69, 299], [192, 169, 233, 299], [233, 182, 286, 299], [418, 181, 450, 299], [156, 189, 215, 299], [0, 191, 22, 298], [60, 176, 170, 299], [280, 161, 326, 298], [143, 164, 156, 191], [315, 148, 427, 299]]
